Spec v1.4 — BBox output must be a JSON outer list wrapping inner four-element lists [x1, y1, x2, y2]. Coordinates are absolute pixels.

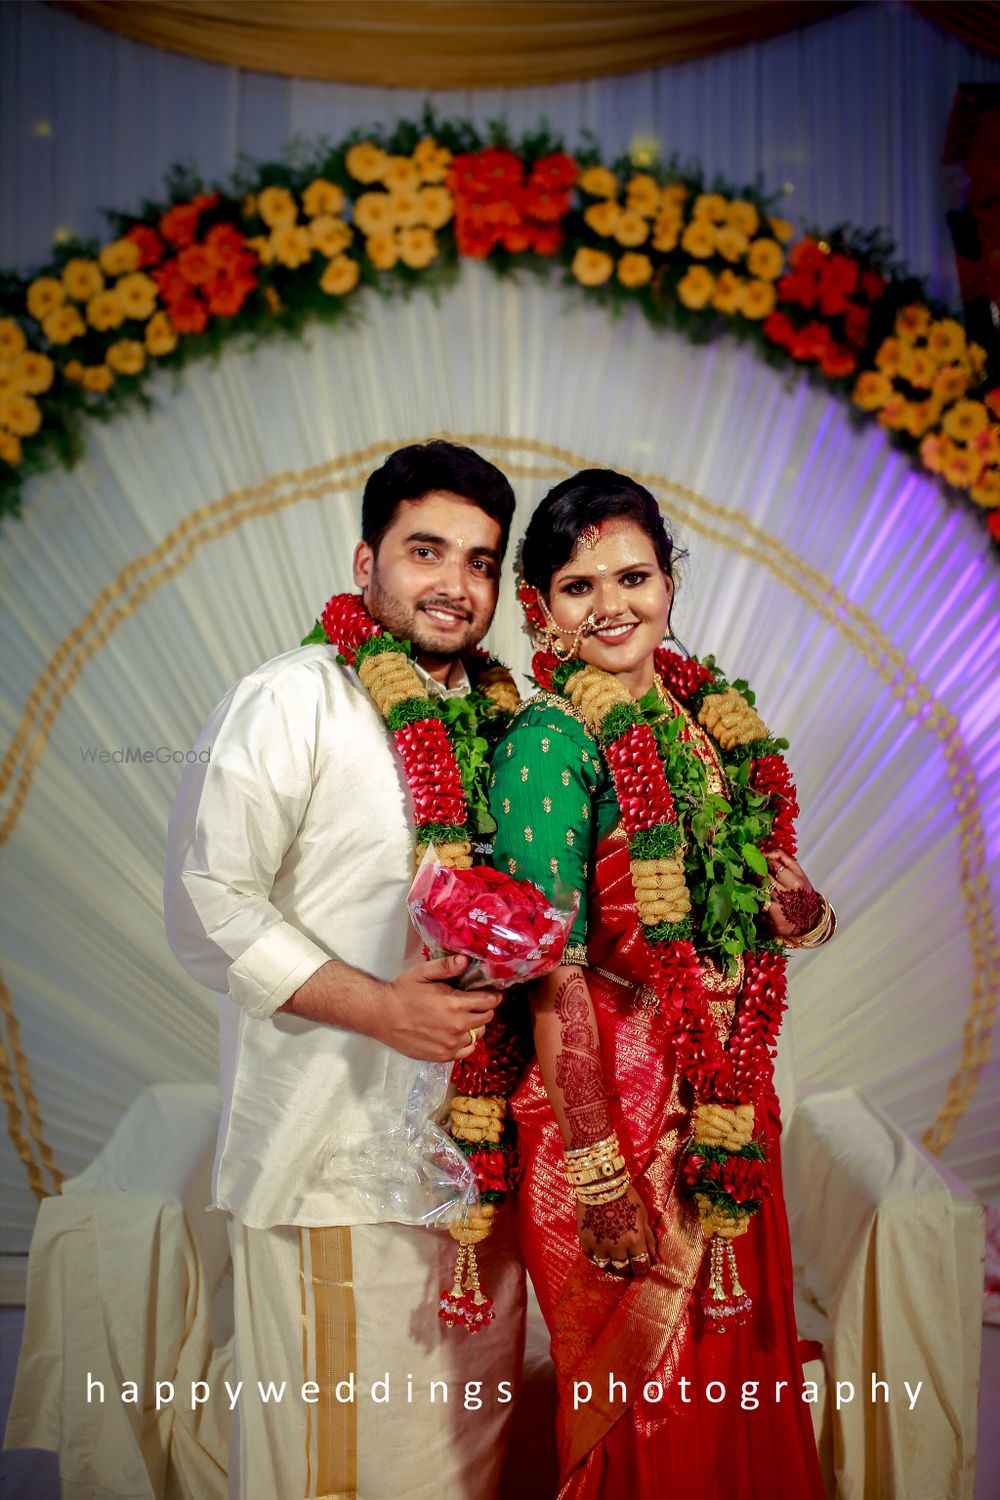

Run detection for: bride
[[489, 469, 832, 1498]]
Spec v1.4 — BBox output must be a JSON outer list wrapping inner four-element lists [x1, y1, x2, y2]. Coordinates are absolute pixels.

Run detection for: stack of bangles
[[782, 894, 838, 949], [563, 1132, 630, 1204]]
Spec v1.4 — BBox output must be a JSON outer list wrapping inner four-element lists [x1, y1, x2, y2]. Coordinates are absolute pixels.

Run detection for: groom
[[164, 441, 525, 1500]]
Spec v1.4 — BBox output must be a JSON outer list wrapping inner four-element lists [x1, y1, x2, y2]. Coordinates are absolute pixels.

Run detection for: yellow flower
[[98, 238, 140, 277], [931, 362, 971, 403], [0, 319, 27, 359], [64, 359, 85, 382], [677, 266, 715, 309], [681, 221, 715, 259], [970, 467, 1000, 509], [106, 339, 146, 376], [942, 399, 989, 442], [382, 156, 421, 193], [614, 210, 649, 248], [712, 269, 745, 314], [81, 365, 114, 393], [419, 187, 453, 229], [397, 226, 437, 270], [264, 286, 284, 315], [0, 369, 17, 400], [725, 199, 759, 237], [692, 193, 728, 222], [115, 272, 158, 321], [241, 194, 257, 219], [257, 186, 298, 229], [942, 446, 983, 489], [366, 233, 398, 271], [0, 430, 22, 465], [0, 393, 42, 436], [87, 290, 125, 331], [651, 213, 681, 253], [878, 395, 910, 431], [308, 216, 353, 257], [714, 226, 749, 263], [625, 175, 660, 218], [741, 278, 776, 319], [577, 165, 618, 198], [412, 137, 453, 185], [584, 201, 621, 238], [319, 254, 360, 296], [617, 252, 653, 289], [345, 142, 390, 184], [919, 432, 950, 473], [62, 258, 104, 302], [968, 342, 987, 383], [767, 215, 794, 243], [894, 304, 930, 342], [145, 311, 177, 356], [302, 179, 345, 218], [874, 336, 903, 376], [42, 305, 85, 344], [898, 345, 935, 390], [271, 224, 313, 269], [571, 247, 614, 287], [927, 318, 965, 364], [12, 351, 54, 394], [903, 399, 939, 438], [26, 277, 66, 321], [852, 371, 893, 411], [746, 238, 784, 281], [353, 191, 395, 237], [660, 183, 688, 211], [247, 235, 274, 265], [388, 189, 422, 228]]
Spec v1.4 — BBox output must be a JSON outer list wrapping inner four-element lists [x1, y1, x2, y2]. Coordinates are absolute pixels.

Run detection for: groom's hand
[[376, 955, 499, 1062]]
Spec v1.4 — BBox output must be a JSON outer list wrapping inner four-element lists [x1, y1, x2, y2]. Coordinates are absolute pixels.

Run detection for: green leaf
[[743, 844, 768, 876]]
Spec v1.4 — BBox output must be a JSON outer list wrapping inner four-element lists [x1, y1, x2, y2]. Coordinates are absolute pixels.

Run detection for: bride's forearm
[[528, 964, 613, 1150]]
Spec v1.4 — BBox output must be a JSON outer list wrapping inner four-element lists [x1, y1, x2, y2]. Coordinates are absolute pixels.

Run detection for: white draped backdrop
[[1, 0, 998, 1253]]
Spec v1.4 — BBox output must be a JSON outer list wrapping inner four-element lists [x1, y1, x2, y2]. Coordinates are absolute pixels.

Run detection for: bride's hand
[[577, 1185, 657, 1277], [761, 848, 823, 938]]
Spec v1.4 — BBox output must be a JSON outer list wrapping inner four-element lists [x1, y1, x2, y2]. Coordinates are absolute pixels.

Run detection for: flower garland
[[532, 641, 798, 1328], [2, 116, 997, 543]]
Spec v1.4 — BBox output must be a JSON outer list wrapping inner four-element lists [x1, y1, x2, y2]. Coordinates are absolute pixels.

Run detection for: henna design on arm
[[775, 885, 823, 933], [581, 1195, 639, 1242], [552, 969, 612, 1149]]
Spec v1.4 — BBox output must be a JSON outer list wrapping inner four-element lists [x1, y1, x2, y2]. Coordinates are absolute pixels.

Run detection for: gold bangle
[[564, 1155, 627, 1186], [574, 1177, 630, 1205], [565, 1132, 619, 1161], [782, 896, 837, 949]]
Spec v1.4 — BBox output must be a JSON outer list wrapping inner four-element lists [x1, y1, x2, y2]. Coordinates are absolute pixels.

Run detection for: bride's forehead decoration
[[577, 522, 601, 550]]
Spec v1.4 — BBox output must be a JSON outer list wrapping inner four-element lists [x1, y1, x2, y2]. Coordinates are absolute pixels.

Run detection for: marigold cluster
[[448, 147, 576, 258]]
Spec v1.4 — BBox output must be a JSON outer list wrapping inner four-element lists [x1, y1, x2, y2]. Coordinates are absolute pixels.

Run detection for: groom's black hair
[[362, 441, 516, 557]]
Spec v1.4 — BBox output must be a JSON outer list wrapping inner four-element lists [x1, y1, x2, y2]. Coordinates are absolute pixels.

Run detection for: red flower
[[789, 321, 833, 363], [160, 202, 202, 249], [988, 511, 1000, 543], [530, 224, 564, 256], [860, 269, 886, 302], [844, 304, 871, 347], [501, 227, 532, 254], [455, 219, 497, 258], [820, 254, 859, 298], [319, 592, 382, 664], [820, 345, 857, 379], [204, 223, 248, 266], [206, 274, 256, 318], [817, 287, 851, 318], [788, 238, 826, 274], [653, 649, 713, 701], [178, 245, 216, 286], [530, 152, 577, 191], [777, 271, 818, 309], [519, 184, 569, 223], [762, 311, 795, 349], [408, 862, 575, 984], [125, 224, 166, 268], [152, 259, 189, 303], [167, 295, 209, 335]]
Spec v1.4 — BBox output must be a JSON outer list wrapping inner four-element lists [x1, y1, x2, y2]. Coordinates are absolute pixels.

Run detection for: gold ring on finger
[[468, 1026, 484, 1047], [611, 1258, 630, 1270], [631, 1252, 649, 1264]]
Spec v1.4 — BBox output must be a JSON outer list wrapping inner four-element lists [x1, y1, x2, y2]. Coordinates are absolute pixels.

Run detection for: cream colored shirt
[[164, 643, 470, 1228]]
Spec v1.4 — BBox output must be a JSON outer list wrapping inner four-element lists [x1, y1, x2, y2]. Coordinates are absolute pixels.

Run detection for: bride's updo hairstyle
[[519, 468, 683, 595]]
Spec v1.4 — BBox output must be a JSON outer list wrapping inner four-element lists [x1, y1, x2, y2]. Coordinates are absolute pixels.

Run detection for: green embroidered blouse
[[489, 695, 622, 954]]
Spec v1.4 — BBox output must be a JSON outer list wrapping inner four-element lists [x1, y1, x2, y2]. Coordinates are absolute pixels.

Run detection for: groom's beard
[[364, 570, 488, 661]]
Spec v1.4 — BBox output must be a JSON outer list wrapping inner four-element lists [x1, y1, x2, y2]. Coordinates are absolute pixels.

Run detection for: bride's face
[[545, 519, 672, 690]]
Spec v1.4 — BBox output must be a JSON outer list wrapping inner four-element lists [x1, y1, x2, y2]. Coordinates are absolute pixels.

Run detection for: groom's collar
[[413, 659, 471, 701]]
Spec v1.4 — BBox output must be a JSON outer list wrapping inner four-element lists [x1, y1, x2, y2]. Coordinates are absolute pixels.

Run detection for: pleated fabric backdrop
[[1, 1, 998, 1250]]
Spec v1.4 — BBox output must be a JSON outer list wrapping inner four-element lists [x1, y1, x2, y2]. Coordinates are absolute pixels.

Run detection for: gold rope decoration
[[0, 434, 994, 1198]]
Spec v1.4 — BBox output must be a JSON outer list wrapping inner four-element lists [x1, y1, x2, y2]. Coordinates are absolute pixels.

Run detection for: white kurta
[[164, 642, 463, 1228]]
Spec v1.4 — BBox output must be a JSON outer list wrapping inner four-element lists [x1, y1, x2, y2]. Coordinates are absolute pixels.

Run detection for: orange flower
[[271, 225, 313, 268], [64, 359, 85, 382], [660, 183, 688, 211], [681, 221, 715, 259], [767, 216, 794, 243], [0, 319, 27, 359], [692, 193, 728, 222], [714, 226, 749, 263], [651, 214, 681, 253], [571, 247, 614, 287], [0, 393, 42, 436], [614, 210, 649, 248], [894, 304, 930, 342], [86, 290, 125, 331], [115, 272, 158, 321], [81, 365, 114, 393], [898, 345, 934, 390], [745, 238, 784, 281], [577, 165, 618, 198], [412, 137, 452, 185], [12, 351, 54, 394], [419, 187, 453, 229], [366, 233, 398, 271], [353, 192, 395, 237], [932, 363, 971, 403], [0, 369, 18, 400], [41, 306, 85, 344], [257, 186, 298, 229], [878, 394, 910, 430], [741, 279, 776, 319], [382, 156, 421, 192], [942, 446, 983, 489], [677, 266, 715, 309], [970, 467, 1000, 509], [263, 286, 284, 315], [903, 399, 938, 438], [942, 399, 989, 442], [388, 189, 422, 228], [919, 433, 951, 473], [725, 199, 759, 237], [308, 216, 353, 257], [319, 255, 360, 296], [99, 238, 140, 277], [241, 194, 257, 219], [247, 235, 274, 265], [625, 174, 660, 218], [584, 201, 621, 238], [874, 337, 903, 376], [0, 431, 22, 465], [927, 318, 965, 364], [345, 142, 390, 184], [26, 277, 66, 321], [302, 179, 345, 218], [617, 252, 653, 288], [397, 227, 437, 269], [145, 311, 177, 356], [62, 258, 104, 302], [712, 269, 745, 314], [106, 339, 146, 375], [967, 342, 987, 383]]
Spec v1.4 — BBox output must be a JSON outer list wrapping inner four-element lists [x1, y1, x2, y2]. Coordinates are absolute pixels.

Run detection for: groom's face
[[353, 490, 502, 660]]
